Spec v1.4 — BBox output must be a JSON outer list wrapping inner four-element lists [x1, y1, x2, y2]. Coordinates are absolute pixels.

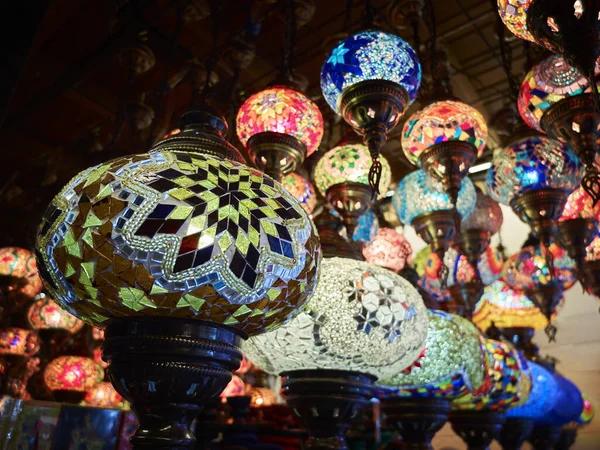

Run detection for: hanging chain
[[493, 0, 519, 100], [362, 0, 376, 28], [280, 0, 296, 82]]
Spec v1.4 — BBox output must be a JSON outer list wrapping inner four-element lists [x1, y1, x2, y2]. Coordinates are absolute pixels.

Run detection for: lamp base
[[446, 282, 483, 320], [281, 369, 376, 450], [510, 189, 568, 244], [103, 317, 243, 449], [497, 417, 533, 450], [556, 218, 598, 271], [528, 424, 562, 450], [449, 410, 505, 450], [380, 397, 450, 450], [419, 141, 477, 205], [555, 428, 578, 450], [582, 260, 600, 299], [411, 210, 457, 256], [326, 182, 373, 238], [526, 283, 563, 341], [247, 131, 307, 182]]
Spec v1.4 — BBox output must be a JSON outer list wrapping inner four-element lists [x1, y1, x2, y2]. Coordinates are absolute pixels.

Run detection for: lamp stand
[[497, 417, 533, 450], [449, 410, 505, 450]]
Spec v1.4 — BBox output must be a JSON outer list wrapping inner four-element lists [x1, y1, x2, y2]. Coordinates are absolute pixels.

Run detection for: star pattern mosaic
[[243, 258, 428, 380], [36, 151, 320, 336]]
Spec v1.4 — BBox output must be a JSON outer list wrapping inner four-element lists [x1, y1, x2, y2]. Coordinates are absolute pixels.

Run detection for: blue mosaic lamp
[[537, 373, 584, 426], [320, 30, 421, 195], [506, 362, 558, 420]]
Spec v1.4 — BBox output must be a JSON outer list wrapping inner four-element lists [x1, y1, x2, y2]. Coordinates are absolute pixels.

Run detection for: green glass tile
[[261, 221, 276, 235], [267, 288, 280, 301], [173, 176, 195, 187], [169, 188, 194, 200], [83, 212, 103, 228], [205, 197, 219, 213], [188, 216, 206, 235], [150, 283, 169, 295], [62, 228, 76, 246], [248, 227, 260, 247], [262, 207, 277, 219], [169, 205, 193, 220], [177, 162, 197, 172], [81, 228, 94, 248], [96, 184, 112, 201], [182, 294, 205, 311], [218, 233, 232, 252], [233, 304, 252, 317], [235, 233, 250, 255], [81, 261, 96, 280], [64, 263, 76, 278], [249, 308, 263, 317], [66, 242, 82, 258], [224, 316, 239, 325], [83, 164, 110, 188]]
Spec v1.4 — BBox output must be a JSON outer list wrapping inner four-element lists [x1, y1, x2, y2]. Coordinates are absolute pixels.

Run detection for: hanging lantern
[[320, 30, 421, 194], [401, 100, 488, 207], [314, 144, 391, 236], [0, 327, 40, 356], [236, 85, 324, 181], [393, 169, 476, 285], [282, 172, 317, 215], [487, 134, 583, 248], [35, 106, 321, 446], [27, 295, 85, 334], [519, 54, 600, 203], [497, 0, 535, 42], [362, 227, 413, 272], [83, 381, 123, 408]]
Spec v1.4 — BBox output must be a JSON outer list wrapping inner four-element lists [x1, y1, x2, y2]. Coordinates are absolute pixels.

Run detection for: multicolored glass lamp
[[321, 30, 421, 194], [0, 247, 43, 311], [519, 54, 600, 204], [236, 85, 324, 182], [486, 134, 583, 263], [362, 227, 413, 272], [243, 257, 428, 450], [44, 355, 104, 403], [393, 169, 476, 285], [282, 172, 317, 215], [376, 310, 487, 450], [0, 327, 41, 398], [83, 381, 124, 408], [497, 0, 535, 43], [27, 295, 85, 334], [450, 339, 531, 450], [581, 231, 600, 299], [35, 106, 321, 447], [314, 143, 391, 236], [401, 100, 488, 208]]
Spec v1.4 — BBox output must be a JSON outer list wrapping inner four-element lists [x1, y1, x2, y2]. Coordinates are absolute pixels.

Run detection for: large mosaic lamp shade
[[44, 355, 104, 403], [236, 85, 324, 182], [376, 311, 487, 449], [486, 134, 583, 252], [320, 30, 421, 194], [519, 54, 600, 204], [401, 100, 488, 208], [450, 339, 530, 450], [244, 257, 428, 450], [393, 169, 476, 285], [314, 143, 391, 236], [35, 107, 321, 448]]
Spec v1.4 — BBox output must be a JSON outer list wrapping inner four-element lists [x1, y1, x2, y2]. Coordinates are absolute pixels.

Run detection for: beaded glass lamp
[[362, 227, 413, 272], [401, 101, 488, 206], [236, 85, 323, 181], [506, 361, 558, 420], [321, 30, 421, 194], [536, 373, 584, 426], [282, 172, 317, 215]]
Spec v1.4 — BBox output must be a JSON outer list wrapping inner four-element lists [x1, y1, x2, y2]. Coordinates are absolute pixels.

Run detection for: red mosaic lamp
[[44, 355, 104, 404]]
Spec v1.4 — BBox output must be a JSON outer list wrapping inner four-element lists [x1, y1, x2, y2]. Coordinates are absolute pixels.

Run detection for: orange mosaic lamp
[[44, 355, 103, 404], [83, 381, 123, 408], [27, 295, 85, 334]]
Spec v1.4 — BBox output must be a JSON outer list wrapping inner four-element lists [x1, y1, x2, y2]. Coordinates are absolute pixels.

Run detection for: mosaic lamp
[[320, 30, 421, 194], [27, 294, 85, 334], [556, 186, 600, 279], [519, 54, 600, 204], [393, 169, 476, 286], [362, 227, 412, 272], [499, 361, 558, 450], [0, 327, 41, 398], [244, 257, 428, 450], [450, 339, 531, 450], [0, 247, 43, 312], [401, 100, 488, 208], [486, 134, 583, 253], [457, 189, 503, 279], [44, 355, 104, 403], [422, 247, 504, 319], [282, 172, 317, 215], [314, 143, 391, 237], [375, 311, 488, 450], [236, 85, 324, 182], [83, 381, 124, 408], [35, 106, 321, 447], [497, 0, 535, 42], [503, 244, 576, 340]]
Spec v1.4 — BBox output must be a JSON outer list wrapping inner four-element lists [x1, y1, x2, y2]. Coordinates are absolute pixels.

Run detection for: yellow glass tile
[[261, 185, 276, 196], [205, 198, 219, 213], [191, 157, 207, 168], [176, 162, 197, 172], [267, 288, 280, 301], [169, 205, 193, 220], [175, 297, 190, 308], [262, 207, 278, 219], [81, 261, 96, 279], [182, 294, 205, 311], [221, 160, 234, 169], [238, 203, 250, 220], [64, 263, 76, 278], [62, 228, 76, 246], [65, 242, 82, 258], [261, 221, 276, 235], [249, 308, 263, 317], [250, 174, 262, 183], [169, 188, 194, 201], [233, 304, 251, 317], [83, 164, 111, 187], [218, 233, 232, 252], [150, 283, 169, 295], [265, 198, 280, 209], [207, 173, 218, 185], [224, 316, 239, 325], [235, 233, 250, 255], [173, 176, 195, 188], [248, 228, 260, 248], [239, 181, 251, 190], [202, 226, 217, 239], [188, 216, 206, 235], [81, 228, 94, 248], [200, 190, 218, 201]]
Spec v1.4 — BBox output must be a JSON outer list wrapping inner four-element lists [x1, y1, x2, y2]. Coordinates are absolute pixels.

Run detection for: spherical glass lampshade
[[576, 394, 595, 426], [401, 100, 488, 164], [320, 30, 421, 114], [393, 169, 476, 225], [0, 247, 43, 299], [537, 374, 584, 426], [313, 144, 391, 197], [453, 339, 530, 411], [377, 310, 487, 400], [518, 55, 597, 131], [44, 356, 103, 392], [236, 85, 324, 157], [362, 228, 413, 272], [248, 387, 277, 407], [486, 135, 583, 205], [497, 0, 535, 42], [423, 247, 504, 292], [220, 374, 245, 398], [506, 362, 558, 420], [243, 258, 428, 379], [36, 151, 321, 336], [27, 296, 85, 334], [462, 190, 503, 235], [473, 281, 557, 331], [282, 172, 317, 215], [0, 327, 40, 356], [559, 186, 600, 221], [83, 382, 123, 408], [503, 245, 577, 291]]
